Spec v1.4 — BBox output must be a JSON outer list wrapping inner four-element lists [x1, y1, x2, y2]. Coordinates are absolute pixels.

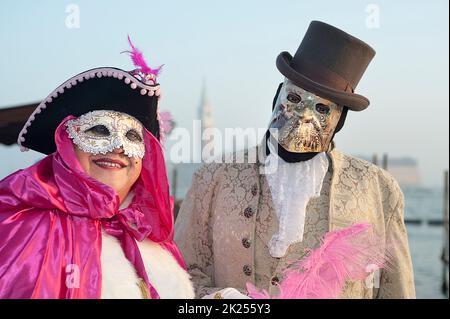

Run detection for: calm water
[[403, 187, 448, 299], [168, 164, 449, 299]]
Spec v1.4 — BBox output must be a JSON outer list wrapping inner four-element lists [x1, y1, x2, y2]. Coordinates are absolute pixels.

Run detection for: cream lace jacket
[[174, 146, 416, 299]]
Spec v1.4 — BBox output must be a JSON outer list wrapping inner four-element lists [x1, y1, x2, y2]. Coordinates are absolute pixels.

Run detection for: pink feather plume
[[247, 223, 390, 299], [123, 35, 163, 77], [159, 111, 174, 135], [158, 111, 175, 143]]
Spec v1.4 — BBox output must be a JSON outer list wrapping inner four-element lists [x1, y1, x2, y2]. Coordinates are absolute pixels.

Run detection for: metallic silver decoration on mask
[[66, 110, 145, 158], [268, 79, 343, 153]]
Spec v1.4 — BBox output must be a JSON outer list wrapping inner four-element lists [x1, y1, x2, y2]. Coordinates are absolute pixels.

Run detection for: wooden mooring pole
[[171, 166, 178, 201], [372, 153, 378, 166], [382, 153, 388, 171], [171, 166, 182, 220], [442, 170, 449, 296]]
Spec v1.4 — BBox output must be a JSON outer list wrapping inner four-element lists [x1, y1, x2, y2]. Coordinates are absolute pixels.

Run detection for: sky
[[0, 0, 448, 187]]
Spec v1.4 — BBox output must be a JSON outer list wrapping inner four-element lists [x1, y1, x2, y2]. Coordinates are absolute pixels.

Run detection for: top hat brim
[[18, 67, 161, 155], [276, 52, 370, 111]]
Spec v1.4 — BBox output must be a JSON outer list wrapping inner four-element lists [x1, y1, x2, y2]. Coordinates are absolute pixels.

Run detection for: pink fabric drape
[[0, 115, 185, 299]]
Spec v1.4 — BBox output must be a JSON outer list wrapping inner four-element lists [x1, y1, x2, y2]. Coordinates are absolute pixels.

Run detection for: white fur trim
[[137, 240, 195, 299], [101, 232, 143, 299], [100, 232, 194, 299]]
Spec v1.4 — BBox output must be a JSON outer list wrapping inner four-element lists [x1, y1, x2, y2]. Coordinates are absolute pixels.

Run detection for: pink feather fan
[[247, 223, 390, 299]]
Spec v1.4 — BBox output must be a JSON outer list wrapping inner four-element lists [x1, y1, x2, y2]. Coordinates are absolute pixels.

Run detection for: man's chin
[[278, 139, 322, 154]]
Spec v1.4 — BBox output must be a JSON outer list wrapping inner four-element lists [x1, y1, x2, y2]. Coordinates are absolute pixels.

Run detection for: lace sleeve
[[174, 163, 223, 298], [375, 186, 416, 299]]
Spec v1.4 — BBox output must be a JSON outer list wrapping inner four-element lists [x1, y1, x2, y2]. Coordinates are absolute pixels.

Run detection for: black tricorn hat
[[17, 67, 161, 155], [276, 21, 376, 111]]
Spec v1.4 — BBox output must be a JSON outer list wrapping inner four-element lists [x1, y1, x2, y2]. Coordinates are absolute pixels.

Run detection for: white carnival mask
[[66, 110, 145, 158]]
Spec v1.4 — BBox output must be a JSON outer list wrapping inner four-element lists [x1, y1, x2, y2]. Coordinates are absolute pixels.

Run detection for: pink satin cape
[[0, 116, 185, 299]]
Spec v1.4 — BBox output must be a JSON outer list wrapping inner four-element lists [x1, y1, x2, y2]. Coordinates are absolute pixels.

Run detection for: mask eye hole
[[85, 125, 110, 137], [315, 103, 330, 115], [287, 93, 302, 104], [126, 129, 143, 143]]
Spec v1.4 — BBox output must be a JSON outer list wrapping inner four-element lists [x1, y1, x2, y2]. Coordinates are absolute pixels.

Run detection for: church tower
[[198, 81, 214, 155]]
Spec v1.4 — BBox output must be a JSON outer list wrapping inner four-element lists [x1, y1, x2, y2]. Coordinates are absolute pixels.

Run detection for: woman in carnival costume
[[0, 37, 194, 299]]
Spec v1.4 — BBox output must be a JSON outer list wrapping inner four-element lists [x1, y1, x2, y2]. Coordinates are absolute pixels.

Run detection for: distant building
[[0, 103, 38, 146], [198, 81, 215, 156], [358, 154, 421, 187], [168, 82, 216, 200], [386, 157, 421, 186]]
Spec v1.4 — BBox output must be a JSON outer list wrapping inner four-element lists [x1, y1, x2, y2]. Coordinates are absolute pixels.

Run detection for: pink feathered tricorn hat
[[18, 36, 165, 155]]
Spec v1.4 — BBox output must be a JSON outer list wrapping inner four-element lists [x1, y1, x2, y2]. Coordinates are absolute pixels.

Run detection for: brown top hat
[[276, 21, 376, 111]]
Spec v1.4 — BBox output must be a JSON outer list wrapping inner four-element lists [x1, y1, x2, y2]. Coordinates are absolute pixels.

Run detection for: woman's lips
[[92, 158, 127, 169]]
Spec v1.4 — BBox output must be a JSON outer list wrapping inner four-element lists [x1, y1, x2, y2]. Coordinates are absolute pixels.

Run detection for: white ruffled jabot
[[264, 149, 329, 258]]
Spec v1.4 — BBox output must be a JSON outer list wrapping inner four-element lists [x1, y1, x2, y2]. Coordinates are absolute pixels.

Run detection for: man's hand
[[202, 288, 251, 299]]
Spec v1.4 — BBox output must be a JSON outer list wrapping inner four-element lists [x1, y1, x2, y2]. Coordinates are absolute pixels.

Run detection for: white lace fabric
[[265, 151, 329, 258]]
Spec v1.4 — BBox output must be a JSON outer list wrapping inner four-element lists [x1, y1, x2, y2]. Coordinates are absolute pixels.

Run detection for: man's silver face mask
[[268, 79, 343, 153]]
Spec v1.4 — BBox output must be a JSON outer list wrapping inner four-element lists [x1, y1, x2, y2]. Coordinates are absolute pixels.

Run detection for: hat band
[[291, 59, 354, 93]]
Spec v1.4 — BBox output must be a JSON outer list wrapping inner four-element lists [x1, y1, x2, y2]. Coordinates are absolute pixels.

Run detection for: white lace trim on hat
[[17, 67, 161, 152]]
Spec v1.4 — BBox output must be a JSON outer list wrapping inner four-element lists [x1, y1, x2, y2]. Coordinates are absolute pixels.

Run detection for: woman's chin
[[92, 173, 126, 192]]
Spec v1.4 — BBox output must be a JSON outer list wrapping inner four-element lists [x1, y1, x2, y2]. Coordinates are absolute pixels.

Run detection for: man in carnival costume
[[174, 21, 415, 299], [0, 38, 194, 299]]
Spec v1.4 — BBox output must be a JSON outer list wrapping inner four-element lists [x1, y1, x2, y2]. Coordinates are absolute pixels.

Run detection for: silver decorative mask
[[66, 110, 145, 158], [268, 79, 343, 153]]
